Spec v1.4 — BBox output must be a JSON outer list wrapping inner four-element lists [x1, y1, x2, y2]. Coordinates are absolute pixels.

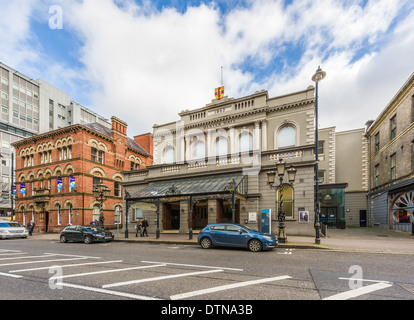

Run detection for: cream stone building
[[122, 86, 368, 237]]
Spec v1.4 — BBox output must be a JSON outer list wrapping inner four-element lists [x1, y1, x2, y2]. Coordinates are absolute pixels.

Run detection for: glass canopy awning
[[127, 173, 248, 201]]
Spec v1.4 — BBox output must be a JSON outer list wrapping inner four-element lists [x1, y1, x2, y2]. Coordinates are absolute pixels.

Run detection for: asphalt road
[[0, 238, 413, 307]]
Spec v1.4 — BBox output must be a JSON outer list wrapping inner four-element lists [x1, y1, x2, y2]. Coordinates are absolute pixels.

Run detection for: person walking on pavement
[[27, 220, 35, 236], [142, 217, 149, 237], [135, 219, 142, 237]]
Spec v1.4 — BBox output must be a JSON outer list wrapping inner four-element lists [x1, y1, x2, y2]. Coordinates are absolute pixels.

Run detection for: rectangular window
[[318, 141, 325, 155], [114, 182, 121, 197], [374, 133, 380, 153], [375, 164, 379, 187], [390, 153, 396, 181], [390, 115, 397, 140], [91, 147, 104, 164], [93, 177, 102, 189]]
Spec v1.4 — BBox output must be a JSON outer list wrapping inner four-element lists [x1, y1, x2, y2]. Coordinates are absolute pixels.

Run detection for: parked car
[[0, 221, 29, 239], [197, 223, 278, 252], [60, 225, 114, 244]]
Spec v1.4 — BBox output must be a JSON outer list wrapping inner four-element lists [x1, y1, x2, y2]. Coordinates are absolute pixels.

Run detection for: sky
[[1, 0, 414, 136]]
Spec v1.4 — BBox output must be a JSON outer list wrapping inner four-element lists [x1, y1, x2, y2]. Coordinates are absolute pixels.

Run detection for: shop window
[[276, 186, 294, 219]]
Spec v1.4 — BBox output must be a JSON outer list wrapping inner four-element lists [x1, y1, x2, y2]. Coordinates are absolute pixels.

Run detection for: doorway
[[192, 201, 208, 230], [360, 210, 367, 227], [163, 202, 180, 230], [320, 207, 338, 228]]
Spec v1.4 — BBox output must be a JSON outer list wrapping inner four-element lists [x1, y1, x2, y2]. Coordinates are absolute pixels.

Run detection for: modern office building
[[0, 62, 110, 216], [366, 72, 414, 233]]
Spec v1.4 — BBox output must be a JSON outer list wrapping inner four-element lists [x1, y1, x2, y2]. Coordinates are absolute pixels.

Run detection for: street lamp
[[93, 184, 111, 227], [312, 66, 326, 244], [267, 159, 297, 243]]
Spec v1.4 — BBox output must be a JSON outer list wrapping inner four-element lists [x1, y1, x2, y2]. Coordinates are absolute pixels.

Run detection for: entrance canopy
[[127, 173, 248, 201]]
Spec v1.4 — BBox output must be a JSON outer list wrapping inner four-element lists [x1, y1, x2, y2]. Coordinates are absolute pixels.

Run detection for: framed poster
[[299, 211, 309, 223]]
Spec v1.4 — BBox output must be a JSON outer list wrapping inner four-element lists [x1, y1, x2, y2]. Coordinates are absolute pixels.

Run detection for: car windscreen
[[0, 222, 22, 228]]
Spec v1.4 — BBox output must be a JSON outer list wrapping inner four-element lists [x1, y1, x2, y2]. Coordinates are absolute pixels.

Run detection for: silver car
[[0, 221, 29, 239]]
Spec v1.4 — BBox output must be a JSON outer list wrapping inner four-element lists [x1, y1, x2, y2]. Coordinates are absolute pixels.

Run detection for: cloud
[[1, 0, 413, 136]]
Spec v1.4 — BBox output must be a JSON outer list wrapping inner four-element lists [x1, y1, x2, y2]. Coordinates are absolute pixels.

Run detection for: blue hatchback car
[[197, 223, 278, 252]]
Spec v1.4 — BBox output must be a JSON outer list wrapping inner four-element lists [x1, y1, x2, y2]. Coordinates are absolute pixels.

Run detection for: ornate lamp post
[[312, 66, 326, 244], [93, 184, 111, 228], [267, 159, 297, 243]]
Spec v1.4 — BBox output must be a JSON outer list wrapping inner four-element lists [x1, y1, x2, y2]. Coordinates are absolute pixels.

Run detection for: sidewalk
[[28, 227, 414, 254]]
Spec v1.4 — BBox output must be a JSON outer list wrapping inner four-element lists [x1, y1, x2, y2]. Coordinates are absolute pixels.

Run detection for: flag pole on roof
[[215, 66, 224, 100]]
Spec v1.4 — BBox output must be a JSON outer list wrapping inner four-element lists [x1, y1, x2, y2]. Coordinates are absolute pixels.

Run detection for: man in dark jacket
[[27, 220, 35, 236], [142, 217, 149, 237]]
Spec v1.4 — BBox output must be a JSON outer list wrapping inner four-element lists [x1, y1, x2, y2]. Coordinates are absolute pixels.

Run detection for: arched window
[[239, 132, 253, 153], [193, 141, 206, 159], [216, 137, 228, 156], [164, 146, 175, 164], [115, 206, 122, 225], [93, 204, 101, 222], [68, 204, 73, 225], [278, 126, 296, 148], [57, 204, 61, 225]]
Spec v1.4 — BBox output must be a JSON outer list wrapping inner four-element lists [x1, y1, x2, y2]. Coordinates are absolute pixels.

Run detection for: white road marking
[[10, 260, 124, 273], [44, 253, 101, 259], [323, 282, 393, 300], [0, 253, 56, 261], [0, 252, 27, 256], [60, 282, 161, 300], [0, 257, 88, 267], [0, 249, 22, 253], [0, 271, 23, 278], [50, 264, 166, 280], [142, 260, 244, 272], [170, 275, 292, 300], [103, 269, 224, 289]]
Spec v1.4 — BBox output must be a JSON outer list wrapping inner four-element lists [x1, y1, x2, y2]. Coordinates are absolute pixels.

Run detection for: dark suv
[[60, 225, 114, 244]]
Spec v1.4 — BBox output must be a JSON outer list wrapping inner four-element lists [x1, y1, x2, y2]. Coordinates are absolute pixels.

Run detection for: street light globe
[[312, 66, 326, 83]]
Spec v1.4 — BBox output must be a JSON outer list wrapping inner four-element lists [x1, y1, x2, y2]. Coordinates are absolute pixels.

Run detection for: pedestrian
[[142, 217, 149, 237], [135, 219, 142, 237], [27, 220, 35, 236]]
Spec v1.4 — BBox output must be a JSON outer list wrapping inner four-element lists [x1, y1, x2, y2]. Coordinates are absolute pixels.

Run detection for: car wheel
[[60, 235, 67, 243], [84, 235, 93, 244], [248, 239, 262, 252], [200, 237, 212, 249]]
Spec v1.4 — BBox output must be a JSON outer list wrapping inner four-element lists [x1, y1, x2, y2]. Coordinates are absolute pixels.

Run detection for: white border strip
[[142, 260, 244, 272], [51, 264, 166, 280], [61, 283, 161, 300], [323, 282, 393, 300], [171, 275, 292, 300], [10, 260, 124, 273], [103, 269, 224, 289], [0, 271, 22, 279]]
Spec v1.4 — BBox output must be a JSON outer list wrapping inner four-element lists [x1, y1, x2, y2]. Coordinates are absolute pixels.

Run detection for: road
[[0, 238, 413, 306]]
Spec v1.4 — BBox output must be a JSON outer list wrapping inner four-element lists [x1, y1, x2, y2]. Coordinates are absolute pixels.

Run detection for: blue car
[[197, 223, 277, 252]]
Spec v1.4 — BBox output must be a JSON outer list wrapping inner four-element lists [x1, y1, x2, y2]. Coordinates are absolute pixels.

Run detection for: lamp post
[[312, 66, 326, 244], [267, 159, 297, 243], [93, 184, 111, 228]]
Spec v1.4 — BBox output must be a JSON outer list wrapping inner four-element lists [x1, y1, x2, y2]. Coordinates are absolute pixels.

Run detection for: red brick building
[[11, 117, 153, 233]]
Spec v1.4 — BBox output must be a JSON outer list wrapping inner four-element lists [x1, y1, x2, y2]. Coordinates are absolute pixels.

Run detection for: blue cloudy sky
[[1, 0, 414, 136]]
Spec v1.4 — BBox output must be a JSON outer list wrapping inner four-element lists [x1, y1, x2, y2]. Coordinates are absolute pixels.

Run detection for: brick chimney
[[111, 116, 127, 137], [134, 133, 153, 156]]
